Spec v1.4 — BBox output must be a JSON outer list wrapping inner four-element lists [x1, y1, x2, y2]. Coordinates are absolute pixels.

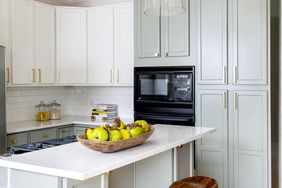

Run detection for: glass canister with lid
[[35, 101, 50, 121], [49, 100, 61, 120]]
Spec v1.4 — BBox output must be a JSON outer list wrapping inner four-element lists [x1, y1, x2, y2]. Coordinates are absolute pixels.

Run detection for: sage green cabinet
[[135, 150, 173, 188], [30, 128, 57, 143], [7, 132, 28, 148], [196, 90, 228, 188], [134, 0, 196, 67]]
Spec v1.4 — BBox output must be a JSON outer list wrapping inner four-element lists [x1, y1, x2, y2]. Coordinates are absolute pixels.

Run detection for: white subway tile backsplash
[[6, 86, 134, 122]]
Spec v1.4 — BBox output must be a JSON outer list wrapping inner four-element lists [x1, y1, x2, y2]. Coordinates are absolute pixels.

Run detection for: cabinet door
[[35, 2, 55, 84], [232, 91, 268, 188], [136, 0, 160, 58], [197, 0, 227, 84], [196, 90, 228, 188], [114, 3, 134, 85], [11, 0, 34, 85], [135, 150, 173, 188], [30, 128, 57, 143], [87, 6, 114, 85], [7, 132, 28, 148], [56, 7, 87, 84], [163, 0, 189, 58], [58, 127, 74, 138], [231, 0, 267, 85], [1, 0, 12, 85]]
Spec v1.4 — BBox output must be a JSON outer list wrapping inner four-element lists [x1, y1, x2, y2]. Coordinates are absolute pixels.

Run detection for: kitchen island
[[0, 124, 215, 188]]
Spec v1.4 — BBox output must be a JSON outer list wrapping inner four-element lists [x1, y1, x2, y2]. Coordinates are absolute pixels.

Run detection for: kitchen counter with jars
[[7, 115, 133, 134], [0, 125, 216, 188]]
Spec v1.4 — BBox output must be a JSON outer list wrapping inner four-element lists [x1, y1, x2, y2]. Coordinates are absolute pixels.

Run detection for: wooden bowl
[[76, 127, 154, 153]]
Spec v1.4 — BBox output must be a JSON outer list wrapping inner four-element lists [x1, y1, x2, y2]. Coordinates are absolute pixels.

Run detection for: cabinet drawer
[[7, 132, 28, 148], [73, 126, 88, 136], [58, 127, 74, 138], [30, 128, 57, 143]]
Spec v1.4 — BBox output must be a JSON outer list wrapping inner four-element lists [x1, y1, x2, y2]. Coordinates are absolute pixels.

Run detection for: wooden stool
[[169, 176, 218, 188]]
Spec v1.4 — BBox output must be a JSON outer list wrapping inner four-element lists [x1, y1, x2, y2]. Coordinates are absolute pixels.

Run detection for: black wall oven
[[134, 66, 195, 126]]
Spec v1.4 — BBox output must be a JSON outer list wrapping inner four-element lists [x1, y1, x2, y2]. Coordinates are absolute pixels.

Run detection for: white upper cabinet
[[114, 3, 134, 85], [88, 6, 114, 85], [136, 0, 160, 58], [197, 0, 227, 84], [56, 7, 87, 84], [11, 0, 34, 85], [88, 2, 134, 86], [231, 0, 267, 85], [35, 2, 55, 84]]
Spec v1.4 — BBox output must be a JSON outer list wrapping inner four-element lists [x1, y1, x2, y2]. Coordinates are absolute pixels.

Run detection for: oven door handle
[[136, 114, 194, 122]]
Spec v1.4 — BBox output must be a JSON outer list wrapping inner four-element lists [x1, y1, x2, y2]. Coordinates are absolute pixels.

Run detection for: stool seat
[[169, 176, 218, 188]]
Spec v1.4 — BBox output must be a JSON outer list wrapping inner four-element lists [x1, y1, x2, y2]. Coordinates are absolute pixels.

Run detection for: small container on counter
[[35, 101, 49, 121], [49, 100, 61, 120]]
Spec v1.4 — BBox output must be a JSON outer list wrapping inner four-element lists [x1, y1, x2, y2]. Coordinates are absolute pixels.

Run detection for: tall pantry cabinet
[[196, 0, 270, 188]]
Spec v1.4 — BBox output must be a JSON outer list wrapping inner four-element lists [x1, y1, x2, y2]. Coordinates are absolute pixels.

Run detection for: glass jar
[[35, 101, 50, 121], [49, 100, 61, 120]]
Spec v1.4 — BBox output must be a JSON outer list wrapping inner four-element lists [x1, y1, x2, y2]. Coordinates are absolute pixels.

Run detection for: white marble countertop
[[0, 124, 216, 181], [7, 115, 133, 134]]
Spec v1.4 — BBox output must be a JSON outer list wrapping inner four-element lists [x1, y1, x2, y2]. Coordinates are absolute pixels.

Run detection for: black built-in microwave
[[134, 66, 195, 126]]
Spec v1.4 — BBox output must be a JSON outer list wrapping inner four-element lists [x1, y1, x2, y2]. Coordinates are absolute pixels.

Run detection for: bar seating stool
[[169, 176, 218, 188]]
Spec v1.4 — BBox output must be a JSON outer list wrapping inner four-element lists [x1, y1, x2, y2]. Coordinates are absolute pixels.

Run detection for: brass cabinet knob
[[106, 171, 112, 175], [11, 139, 17, 145], [164, 52, 169, 57]]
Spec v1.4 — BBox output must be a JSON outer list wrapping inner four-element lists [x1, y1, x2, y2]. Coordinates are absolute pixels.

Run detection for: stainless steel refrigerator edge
[[0, 46, 6, 155]]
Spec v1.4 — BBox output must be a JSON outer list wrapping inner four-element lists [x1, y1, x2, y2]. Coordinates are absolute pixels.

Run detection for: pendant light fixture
[[144, 0, 186, 17]]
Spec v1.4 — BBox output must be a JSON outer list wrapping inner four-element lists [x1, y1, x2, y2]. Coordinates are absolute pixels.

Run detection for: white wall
[[67, 87, 134, 119], [6, 87, 70, 122], [6, 86, 134, 122]]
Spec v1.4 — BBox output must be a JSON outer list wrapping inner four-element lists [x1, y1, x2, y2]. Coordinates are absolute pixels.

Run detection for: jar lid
[[35, 101, 47, 108], [50, 100, 61, 107]]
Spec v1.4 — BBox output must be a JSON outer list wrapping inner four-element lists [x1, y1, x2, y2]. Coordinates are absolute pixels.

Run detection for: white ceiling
[[36, 0, 132, 7]]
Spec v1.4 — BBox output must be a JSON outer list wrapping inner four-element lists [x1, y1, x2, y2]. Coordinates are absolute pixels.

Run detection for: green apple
[[120, 129, 131, 140], [135, 120, 150, 132], [92, 127, 109, 141], [129, 126, 144, 137], [109, 130, 122, 141]]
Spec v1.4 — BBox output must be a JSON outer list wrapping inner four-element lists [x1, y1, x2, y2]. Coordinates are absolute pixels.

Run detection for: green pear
[[129, 126, 144, 137], [120, 129, 131, 140], [92, 127, 109, 141], [109, 129, 122, 141], [135, 120, 150, 132]]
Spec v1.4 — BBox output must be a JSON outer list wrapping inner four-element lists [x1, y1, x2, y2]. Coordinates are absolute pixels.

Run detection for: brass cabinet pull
[[233, 92, 237, 110], [42, 133, 49, 139], [223, 92, 227, 109], [109, 70, 113, 83], [154, 52, 160, 57], [233, 65, 238, 83], [223, 65, 227, 84], [38, 69, 42, 83], [32, 69, 36, 83], [116, 69, 120, 83], [6, 68, 10, 83], [164, 52, 169, 57], [57, 70, 61, 83], [11, 139, 17, 145]]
